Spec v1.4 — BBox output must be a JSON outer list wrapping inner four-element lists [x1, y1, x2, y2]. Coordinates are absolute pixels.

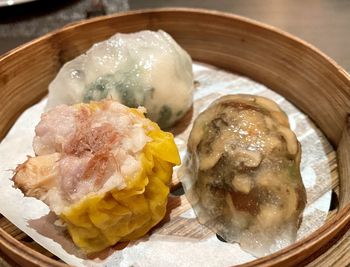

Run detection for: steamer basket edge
[[0, 8, 350, 267]]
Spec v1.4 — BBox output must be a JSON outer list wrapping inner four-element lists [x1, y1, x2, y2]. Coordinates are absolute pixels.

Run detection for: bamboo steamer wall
[[0, 8, 350, 267]]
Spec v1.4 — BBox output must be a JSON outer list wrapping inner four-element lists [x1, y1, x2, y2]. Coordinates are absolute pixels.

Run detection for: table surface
[[0, 0, 350, 266]]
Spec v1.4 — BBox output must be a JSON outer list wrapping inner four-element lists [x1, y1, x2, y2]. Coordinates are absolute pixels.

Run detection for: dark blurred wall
[[130, 0, 350, 71]]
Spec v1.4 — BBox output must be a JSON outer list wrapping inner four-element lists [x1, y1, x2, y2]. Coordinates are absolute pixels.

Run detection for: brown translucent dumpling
[[182, 94, 307, 257]]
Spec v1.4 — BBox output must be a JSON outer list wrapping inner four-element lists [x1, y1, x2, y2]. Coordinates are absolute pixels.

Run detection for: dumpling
[[13, 100, 181, 252], [182, 94, 306, 257], [46, 30, 194, 129]]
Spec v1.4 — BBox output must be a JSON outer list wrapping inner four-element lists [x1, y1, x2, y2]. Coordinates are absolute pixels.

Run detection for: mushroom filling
[[184, 94, 306, 257]]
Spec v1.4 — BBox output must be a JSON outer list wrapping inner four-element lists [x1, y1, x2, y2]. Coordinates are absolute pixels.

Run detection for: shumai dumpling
[[46, 30, 194, 129], [13, 100, 180, 253], [182, 94, 306, 257]]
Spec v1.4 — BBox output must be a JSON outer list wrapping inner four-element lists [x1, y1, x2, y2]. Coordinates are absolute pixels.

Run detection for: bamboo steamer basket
[[0, 8, 349, 267]]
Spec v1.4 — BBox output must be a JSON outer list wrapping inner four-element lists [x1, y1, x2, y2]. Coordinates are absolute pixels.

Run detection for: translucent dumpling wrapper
[[46, 30, 194, 129], [182, 94, 307, 257], [13, 100, 181, 253]]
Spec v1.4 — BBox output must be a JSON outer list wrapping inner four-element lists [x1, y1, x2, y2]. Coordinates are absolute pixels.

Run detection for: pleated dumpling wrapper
[[182, 94, 306, 257], [13, 100, 180, 253]]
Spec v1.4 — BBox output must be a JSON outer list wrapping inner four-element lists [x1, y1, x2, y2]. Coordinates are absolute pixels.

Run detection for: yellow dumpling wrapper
[[60, 116, 180, 253]]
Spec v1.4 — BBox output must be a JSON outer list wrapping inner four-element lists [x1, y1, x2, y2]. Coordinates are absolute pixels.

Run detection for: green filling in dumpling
[[83, 71, 146, 108]]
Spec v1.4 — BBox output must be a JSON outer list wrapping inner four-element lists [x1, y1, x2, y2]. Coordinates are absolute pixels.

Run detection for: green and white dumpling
[[46, 30, 193, 128]]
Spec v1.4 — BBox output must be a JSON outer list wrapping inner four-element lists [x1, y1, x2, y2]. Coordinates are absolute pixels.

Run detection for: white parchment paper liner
[[0, 63, 333, 266]]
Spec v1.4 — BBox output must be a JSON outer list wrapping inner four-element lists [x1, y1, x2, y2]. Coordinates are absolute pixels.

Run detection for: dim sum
[[13, 100, 181, 252], [46, 30, 193, 129], [182, 94, 306, 256]]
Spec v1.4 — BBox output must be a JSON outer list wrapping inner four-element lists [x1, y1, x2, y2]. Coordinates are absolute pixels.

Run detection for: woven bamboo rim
[[0, 8, 349, 267]]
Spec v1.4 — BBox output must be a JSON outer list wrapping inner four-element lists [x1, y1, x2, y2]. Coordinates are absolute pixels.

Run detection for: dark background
[[1, 0, 349, 71]]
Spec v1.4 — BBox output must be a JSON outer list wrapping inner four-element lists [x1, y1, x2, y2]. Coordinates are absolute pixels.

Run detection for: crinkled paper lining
[[0, 63, 334, 266]]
